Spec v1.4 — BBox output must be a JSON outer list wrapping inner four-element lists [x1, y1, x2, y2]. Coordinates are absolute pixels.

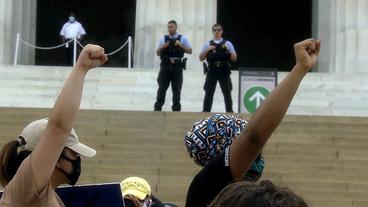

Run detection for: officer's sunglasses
[[213, 28, 222, 32]]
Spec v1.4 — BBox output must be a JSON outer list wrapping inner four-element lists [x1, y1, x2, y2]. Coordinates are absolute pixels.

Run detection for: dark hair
[[212, 23, 223, 31], [0, 139, 31, 187], [122, 198, 136, 207], [168, 20, 178, 27], [209, 180, 308, 207]]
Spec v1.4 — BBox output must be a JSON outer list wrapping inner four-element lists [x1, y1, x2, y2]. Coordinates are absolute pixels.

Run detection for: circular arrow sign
[[243, 86, 270, 113]]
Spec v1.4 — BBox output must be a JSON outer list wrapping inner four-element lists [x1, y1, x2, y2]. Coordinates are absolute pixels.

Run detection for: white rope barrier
[[76, 39, 84, 48], [107, 40, 129, 56], [75, 39, 129, 56], [14, 33, 75, 65], [76, 38, 132, 69], [14, 33, 134, 68], [19, 38, 74, 50]]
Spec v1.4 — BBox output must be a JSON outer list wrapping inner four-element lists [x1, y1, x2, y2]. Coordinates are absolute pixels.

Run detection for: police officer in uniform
[[154, 20, 192, 111], [60, 13, 86, 65], [199, 23, 237, 113]]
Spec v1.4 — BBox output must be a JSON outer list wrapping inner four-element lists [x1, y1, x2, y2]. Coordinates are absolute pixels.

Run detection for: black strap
[[209, 39, 227, 47], [164, 35, 169, 42], [164, 34, 182, 42]]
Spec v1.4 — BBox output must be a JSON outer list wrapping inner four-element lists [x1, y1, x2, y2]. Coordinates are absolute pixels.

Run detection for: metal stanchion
[[73, 37, 77, 66], [13, 33, 21, 65], [128, 36, 132, 69]]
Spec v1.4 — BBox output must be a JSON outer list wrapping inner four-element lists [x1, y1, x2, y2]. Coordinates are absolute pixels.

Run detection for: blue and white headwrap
[[184, 114, 265, 181]]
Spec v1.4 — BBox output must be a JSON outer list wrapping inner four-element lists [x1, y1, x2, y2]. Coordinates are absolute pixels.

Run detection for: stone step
[[2, 66, 368, 115], [1, 108, 368, 206]]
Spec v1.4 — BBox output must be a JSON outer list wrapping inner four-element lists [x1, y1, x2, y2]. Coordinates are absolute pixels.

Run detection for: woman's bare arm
[[229, 39, 321, 180], [31, 44, 108, 192]]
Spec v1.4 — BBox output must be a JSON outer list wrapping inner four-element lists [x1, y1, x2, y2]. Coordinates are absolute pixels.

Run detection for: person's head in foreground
[[121, 177, 152, 207], [185, 113, 265, 182], [0, 118, 96, 187], [209, 180, 308, 207]]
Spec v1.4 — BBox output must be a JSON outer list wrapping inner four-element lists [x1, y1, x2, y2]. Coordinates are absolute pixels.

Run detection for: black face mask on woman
[[59, 154, 81, 186]]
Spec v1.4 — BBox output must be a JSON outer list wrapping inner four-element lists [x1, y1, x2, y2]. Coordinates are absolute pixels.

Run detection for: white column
[[0, 0, 5, 64], [314, 0, 368, 73], [0, 0, 14, 65], [0, 0, 37, 65], [134, 0, 217, 69], [19, 0, 37, 65], [313, 0, 332, 72]]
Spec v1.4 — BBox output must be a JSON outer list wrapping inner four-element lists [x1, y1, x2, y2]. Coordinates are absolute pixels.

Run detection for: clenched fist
[[76, 44, 108, 71], [294, 39, 321, 73]]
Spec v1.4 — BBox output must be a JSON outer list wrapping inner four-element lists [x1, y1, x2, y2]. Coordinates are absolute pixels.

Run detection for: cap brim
[[123, 189, 147, 200], [67, 142, 96, 157]]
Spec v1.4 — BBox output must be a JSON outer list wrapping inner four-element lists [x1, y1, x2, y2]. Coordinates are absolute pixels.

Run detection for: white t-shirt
[[59, 21, 86, 39]]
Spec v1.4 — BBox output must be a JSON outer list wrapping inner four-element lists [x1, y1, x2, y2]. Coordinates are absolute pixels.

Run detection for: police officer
[[60, 13, 86, 65], [154, 20, 192, 111], [199, 23, 237, 113]]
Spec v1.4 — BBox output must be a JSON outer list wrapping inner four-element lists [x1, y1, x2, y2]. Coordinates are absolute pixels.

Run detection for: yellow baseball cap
[[18, 118, 96, 157], [120, 177, 151, 200]]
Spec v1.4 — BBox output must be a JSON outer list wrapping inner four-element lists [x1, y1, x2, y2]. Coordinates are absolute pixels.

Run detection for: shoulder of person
[[201, 41, 210, 50], [225, 40, 234, 46], [179, 35, 189, 41]]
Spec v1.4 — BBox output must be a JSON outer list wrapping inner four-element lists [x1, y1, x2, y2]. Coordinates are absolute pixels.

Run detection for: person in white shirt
[[60, 13, 86, 65]]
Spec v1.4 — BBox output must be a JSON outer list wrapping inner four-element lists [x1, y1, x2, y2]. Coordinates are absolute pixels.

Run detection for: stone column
[[0, 0, 37, 65], [313, 0, 368, 73], [134, 0, 217, 69], [0, 0, 14, 65]]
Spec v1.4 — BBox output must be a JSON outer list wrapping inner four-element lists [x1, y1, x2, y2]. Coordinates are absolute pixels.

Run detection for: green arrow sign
[[243, 86, 270, 113]]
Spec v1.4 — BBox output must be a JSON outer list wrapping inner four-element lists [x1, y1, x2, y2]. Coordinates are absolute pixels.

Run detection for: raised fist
[[76, 44, 108, 71], [294, 39, 321, 72]]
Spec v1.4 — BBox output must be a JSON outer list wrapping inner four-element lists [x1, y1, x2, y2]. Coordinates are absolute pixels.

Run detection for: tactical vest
[[206, 39, 231, 63], [160, 35, 185, 60]]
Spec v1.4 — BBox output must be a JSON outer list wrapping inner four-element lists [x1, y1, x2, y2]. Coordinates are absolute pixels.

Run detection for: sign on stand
[[239, 68, 278, 113]]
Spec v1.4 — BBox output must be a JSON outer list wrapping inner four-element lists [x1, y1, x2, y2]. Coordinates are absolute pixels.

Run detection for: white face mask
[[69, 16, 75, 23]]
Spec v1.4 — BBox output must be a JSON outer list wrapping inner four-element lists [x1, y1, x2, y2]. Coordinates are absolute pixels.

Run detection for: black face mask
[[59, 154, 81, 186]]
